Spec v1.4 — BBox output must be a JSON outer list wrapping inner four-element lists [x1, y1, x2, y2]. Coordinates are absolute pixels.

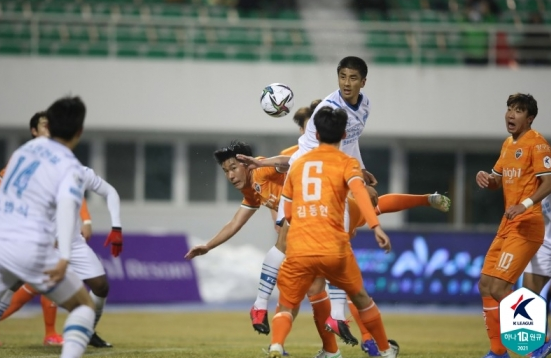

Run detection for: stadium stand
[[0, 0, 549, 65]]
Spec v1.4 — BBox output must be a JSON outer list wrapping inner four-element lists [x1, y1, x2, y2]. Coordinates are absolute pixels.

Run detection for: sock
[[482, 296, 507, 355], [61, 305, 95, 358], [1, 284, 37, 320], [270, 311, 293, 347], [41, 295, 58, 336], [359, 301, 390, 352], [0, 290, 15, 317], [348, 298, 373, 342], [254, 246, 285, 310], [328, 284, 347, 320], [309, 291, 338, 353], [376, 194, 429, 215], [89, 291, 106, 328]]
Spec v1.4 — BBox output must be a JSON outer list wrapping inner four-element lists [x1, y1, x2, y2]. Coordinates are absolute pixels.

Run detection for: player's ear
[[315, 132, 320, 141], [342, 132, 347, 139]]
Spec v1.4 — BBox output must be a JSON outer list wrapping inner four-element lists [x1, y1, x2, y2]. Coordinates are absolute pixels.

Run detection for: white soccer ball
[[260, 83, 295, 118]]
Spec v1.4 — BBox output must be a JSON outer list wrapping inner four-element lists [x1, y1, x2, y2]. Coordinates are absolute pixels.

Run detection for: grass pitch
[[0, 310, 531, 357]]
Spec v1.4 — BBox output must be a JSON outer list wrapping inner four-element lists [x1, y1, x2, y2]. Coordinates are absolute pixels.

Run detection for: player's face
[[338, 68, 366, 105], [221, 158, 249, 190], [505, 105, 534, 138], [31, 117, 50, 138]]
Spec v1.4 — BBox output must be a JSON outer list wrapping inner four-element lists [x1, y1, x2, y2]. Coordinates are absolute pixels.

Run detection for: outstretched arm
[[185, 207, 256, 259], [236, 154, 291, 172]]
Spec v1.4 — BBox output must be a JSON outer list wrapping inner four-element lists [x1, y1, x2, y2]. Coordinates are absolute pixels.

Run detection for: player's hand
[[81, 223, 92, 241], [362, 169, 378, 187], [185, 245, 210, 260], [373, 226, 391, 253], [104, 227, 123, 258], [44, 259, 69, 286], [476, 171, 492, 188], [504, 204, 526, 220], [236, 154, 263, 169]]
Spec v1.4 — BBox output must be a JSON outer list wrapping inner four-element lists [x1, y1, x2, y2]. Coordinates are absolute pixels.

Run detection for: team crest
[[515, 149, 523, 159], [254, 183, 261, 193], [544, 156, 551, 169]]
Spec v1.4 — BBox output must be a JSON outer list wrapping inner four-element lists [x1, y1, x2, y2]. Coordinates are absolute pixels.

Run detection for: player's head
[[292, 99, 322, 135], [314, 106, 348, 145], [214, 140, 253, 190], [29, 111, 50, 138], [46, 96, 86, 147], [337, 56, 367, 106], [505, 93, 538, 136]]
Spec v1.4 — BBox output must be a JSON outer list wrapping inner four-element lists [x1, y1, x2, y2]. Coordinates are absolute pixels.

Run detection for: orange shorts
[[277, 252, 364, 309], [481, 234, 542, 283]]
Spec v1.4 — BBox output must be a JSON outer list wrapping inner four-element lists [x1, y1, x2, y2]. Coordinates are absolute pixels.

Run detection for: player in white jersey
[[0, 96, 95, 358], [522, 195, 551, 358], [0, 112, 123, 348]]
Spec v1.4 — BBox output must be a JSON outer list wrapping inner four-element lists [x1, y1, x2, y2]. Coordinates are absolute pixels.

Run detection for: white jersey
[[295, 89, 370, 168], [74, 166, 121, 242], [542, 195, 551, 239], [0, 137, 84, 247]]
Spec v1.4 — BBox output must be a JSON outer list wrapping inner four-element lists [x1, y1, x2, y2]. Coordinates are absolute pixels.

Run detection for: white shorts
[[68, 236, 106, 280], [525, 236, 551, 277], [0, 237, 83, 304]]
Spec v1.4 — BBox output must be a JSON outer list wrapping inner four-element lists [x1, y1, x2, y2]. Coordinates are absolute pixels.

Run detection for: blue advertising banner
[[351, 231, 495, 304], [87, 233, 202, 303]]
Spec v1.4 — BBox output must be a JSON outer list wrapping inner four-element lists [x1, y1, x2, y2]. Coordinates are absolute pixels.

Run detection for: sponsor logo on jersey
[[544, 156, 551, 169]]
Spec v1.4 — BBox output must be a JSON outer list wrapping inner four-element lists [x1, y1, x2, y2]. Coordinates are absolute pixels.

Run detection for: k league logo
[[500, 287, 547, 356]]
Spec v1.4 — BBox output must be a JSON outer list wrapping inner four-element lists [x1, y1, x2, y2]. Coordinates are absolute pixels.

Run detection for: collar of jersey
[[338, 90, 363, 112]]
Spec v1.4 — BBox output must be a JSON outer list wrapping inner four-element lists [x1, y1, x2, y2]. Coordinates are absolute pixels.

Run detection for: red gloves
[[104, 227, 123, 257]]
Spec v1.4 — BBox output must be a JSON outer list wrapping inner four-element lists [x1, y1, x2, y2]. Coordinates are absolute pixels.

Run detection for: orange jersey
[[0, 167, 5, 180], [493, 129, 551, 237], [280, 145, 299, 156], [241, 160, 286, 211], [282, 145, 365, 257]]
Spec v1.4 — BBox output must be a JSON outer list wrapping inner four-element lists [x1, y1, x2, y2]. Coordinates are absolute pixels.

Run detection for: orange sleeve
[[80, 198, 92, 222], [0, 167, 5, 182], [349, 179, 379, 229]]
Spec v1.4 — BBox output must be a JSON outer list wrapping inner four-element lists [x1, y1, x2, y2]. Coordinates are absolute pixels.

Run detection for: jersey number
[[302, 161, 322, 201], [2, 156, 41, 198]]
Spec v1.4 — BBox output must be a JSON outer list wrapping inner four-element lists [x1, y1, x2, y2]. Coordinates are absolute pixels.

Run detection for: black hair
[[46, 96, 86, 140], [507, 93, 538, 119], [337, 56, 368, 79], [213, 140, 253, 165], [29, 111, 47, 138], [313, 106, 348, 144]]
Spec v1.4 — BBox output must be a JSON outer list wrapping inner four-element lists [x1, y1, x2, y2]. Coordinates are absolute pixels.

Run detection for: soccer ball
[[260, 83, 294, 118]]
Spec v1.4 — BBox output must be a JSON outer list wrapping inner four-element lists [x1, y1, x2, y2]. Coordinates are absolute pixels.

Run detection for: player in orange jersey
[[475, 93, 551, 358], [268, 106, 398, 358]]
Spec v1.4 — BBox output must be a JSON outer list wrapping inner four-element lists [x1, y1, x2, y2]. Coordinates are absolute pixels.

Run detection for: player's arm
[[476, 170, 502, 190], [48, 167, 84, 284], [82, 167, 123, 257], [80, 198, 93, 240], [236, 154, 291, 172], [348, 142, 378, 186], [348, 177, 391, 253], [184, 206, 256, 260], [505, 175, 551, 220]]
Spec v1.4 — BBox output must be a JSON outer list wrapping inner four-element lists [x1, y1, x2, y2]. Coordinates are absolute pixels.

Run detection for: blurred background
[[1, 0, 551, 307]]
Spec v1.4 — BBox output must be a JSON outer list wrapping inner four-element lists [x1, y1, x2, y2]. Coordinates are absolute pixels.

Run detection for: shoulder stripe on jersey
[[240, 204, 259, 211], [492, 169, 502, 177], [346, 175, 364, 185], [281, 194, 292, 202], [535, 171, 551, 177], [326, 100, 342, 108]]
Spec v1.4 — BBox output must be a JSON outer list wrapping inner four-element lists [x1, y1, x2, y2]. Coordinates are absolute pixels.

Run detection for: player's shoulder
[[280, 145, 298, 156], [528, 129, 550, 145]]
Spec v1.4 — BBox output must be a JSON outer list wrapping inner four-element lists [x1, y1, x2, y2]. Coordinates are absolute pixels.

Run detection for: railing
[[0, 10, 550, 65]]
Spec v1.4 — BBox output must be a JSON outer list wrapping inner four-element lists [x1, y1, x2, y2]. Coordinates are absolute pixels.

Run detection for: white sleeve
[[348, 141, 365, 169], [83, 167, 121, 227], [56, 167, 84, 260]]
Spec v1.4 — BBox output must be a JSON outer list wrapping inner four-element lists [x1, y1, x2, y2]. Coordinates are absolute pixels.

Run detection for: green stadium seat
[[291, 52, 316, 62], [373, 52, 413, 64], [194, 48, 228, 60], [233, 50, 260, 61], [117, 45, 143, 57], [217, 28, 262, 46], [359, 11, 385, 22], [86, 42, 109, 56], [1, 2, 28, 15], [366, 31, 409, 49], [0, 40, 30, 55], [56, 42, 82, 56], [0, 23, 31, 40], [154, 27, 179, 44], [394, 0, 422, 10], [417, 33, 439, 49], [514, 0, 542, 12], [39, 24, 63, 41], [271, 30, 294, 46], [116, 26, 148, 42]]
